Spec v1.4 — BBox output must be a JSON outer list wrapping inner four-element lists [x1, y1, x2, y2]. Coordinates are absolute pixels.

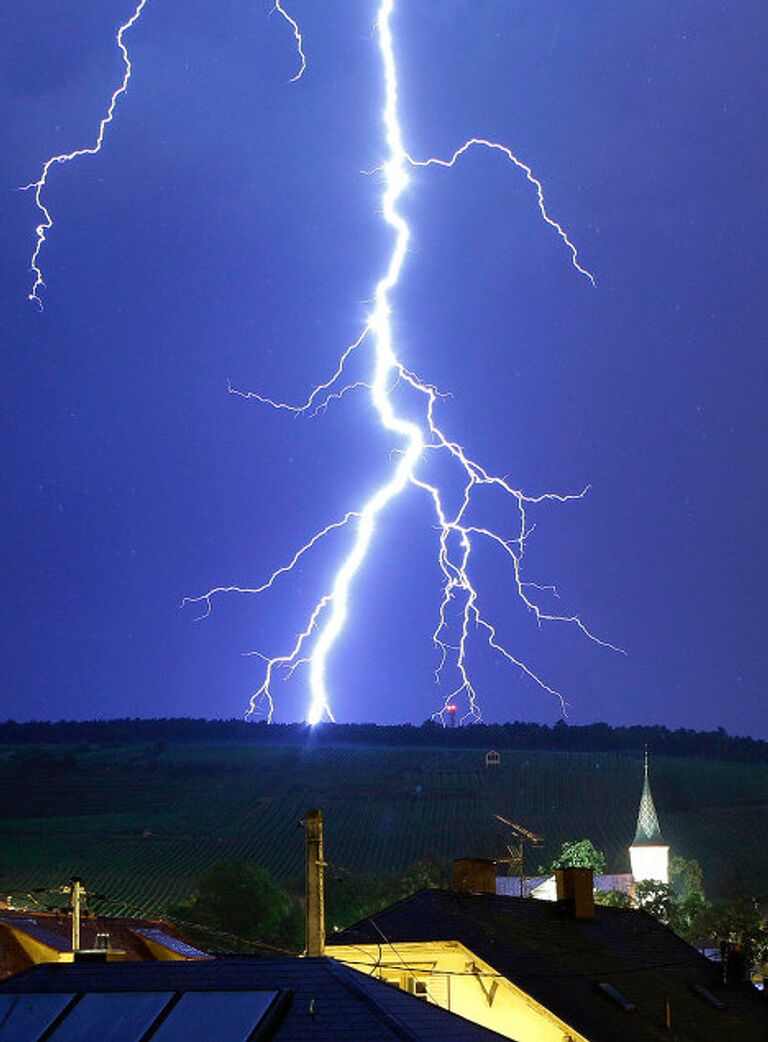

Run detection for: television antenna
[[494, 814, 544, 898]]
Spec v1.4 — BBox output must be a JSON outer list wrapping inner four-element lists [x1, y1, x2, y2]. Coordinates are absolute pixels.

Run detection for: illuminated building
[[328, 866, 767, 1042], [628, 750, 670, 885]]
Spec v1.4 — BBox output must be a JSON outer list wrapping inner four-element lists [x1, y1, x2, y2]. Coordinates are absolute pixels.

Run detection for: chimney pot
[[452, 858, 496, 894], [555, 867, 595, 919]]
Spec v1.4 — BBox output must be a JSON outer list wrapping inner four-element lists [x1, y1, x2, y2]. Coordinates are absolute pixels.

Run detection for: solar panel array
[[130, 928, 208, 960], [0, 920, 69, 955], [0, 990, 281, 1041]]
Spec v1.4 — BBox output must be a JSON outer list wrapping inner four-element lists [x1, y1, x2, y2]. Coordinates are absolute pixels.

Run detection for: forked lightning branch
[[22, 0, 621, 725]]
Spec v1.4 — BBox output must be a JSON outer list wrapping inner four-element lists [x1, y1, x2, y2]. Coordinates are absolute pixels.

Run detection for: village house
[[327, 865, 768, 1042], [0, 906, 209, 982]]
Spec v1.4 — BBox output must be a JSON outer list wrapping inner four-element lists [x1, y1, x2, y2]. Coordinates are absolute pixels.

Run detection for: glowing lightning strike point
[[189, 0, 620, 726], [273, 2, 307, 82], [21, 0, 149, 307]]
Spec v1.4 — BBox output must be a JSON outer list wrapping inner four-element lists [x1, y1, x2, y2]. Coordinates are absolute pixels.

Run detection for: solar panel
[[149, 991, 280, 1042], [46, 992, 174, 1042], [0, 918, 69, 953], [130, 927, 208, 958], [0, 993, 76, 1042]]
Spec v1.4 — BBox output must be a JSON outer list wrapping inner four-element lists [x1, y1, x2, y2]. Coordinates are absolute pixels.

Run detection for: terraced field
[[1, 741, 766, 915]]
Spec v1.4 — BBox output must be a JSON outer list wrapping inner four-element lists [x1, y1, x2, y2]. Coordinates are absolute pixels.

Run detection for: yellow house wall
[[138, 936, 189, 961], [330, 941, 590, 1042], [4, 927, 72, 965], [2, 927, 134, 966]]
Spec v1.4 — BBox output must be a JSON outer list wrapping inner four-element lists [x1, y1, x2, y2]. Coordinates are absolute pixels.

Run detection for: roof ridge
[[336, 887, 441, 935]]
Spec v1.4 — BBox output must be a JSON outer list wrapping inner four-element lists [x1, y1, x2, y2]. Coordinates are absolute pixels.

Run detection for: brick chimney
[[555, 866, 595, 919], [452, 858, 496, 894]]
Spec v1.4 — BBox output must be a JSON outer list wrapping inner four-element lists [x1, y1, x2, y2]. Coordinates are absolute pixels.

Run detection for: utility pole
[[305, 809, 325, 957], [68, 876, 85, 952]]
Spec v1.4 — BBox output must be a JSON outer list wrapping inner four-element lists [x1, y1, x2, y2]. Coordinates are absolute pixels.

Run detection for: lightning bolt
[[405, 139, 595, 286], [273, 2, 307, 82], [20, 0, 148, 307], [185, 0, 621, 725]]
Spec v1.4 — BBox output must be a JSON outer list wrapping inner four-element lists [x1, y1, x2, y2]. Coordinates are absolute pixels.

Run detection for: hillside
[[2, 737, 767, 916]]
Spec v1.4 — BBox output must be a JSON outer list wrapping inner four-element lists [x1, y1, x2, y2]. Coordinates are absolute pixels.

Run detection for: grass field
[[1, 741, 766, 916]]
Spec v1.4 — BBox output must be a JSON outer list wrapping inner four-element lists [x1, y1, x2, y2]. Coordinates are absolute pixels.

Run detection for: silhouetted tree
[[702, 896, 768, 968], [168, 861, 301, 952]]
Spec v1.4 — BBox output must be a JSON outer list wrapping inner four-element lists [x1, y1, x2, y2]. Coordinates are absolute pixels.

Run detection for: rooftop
[[0, 909, 209, 981], [329, 889, 767, 1042], [0, 956, 515, 1041]]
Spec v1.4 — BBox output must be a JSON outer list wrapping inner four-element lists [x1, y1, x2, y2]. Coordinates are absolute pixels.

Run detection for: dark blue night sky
[[3, 1, 767, 735]]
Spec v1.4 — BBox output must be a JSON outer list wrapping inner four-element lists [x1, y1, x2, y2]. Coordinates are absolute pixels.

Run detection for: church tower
[[629, 749, 669, 884]]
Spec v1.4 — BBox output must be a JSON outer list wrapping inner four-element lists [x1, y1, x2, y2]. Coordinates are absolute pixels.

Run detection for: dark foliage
[[548, 838, 606, 874], [1, 718, 765, 763], [167, 861, 303, 953]]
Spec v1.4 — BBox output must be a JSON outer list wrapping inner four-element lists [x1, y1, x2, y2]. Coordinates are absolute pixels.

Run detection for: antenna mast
[[494, 815, 544, 898]]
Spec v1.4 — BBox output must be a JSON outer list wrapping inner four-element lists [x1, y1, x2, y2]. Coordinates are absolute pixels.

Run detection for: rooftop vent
[[597, 982, 636, 1012], [691, 984, 726, 1010]]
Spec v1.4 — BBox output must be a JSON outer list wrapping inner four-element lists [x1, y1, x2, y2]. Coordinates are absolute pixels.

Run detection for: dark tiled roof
[[328, 890, 768, 1042], [0, 957, 515, 1041]]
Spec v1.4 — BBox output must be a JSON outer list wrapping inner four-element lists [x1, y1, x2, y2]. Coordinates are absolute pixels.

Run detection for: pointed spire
[[632, 748, 664, 846]]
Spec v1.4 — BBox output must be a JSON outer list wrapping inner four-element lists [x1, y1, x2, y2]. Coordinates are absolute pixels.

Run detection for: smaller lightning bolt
[[273, 2, 307, 83], [182, 510, 361, 621], [405, 138, 595, 285], [227, 326, 371, 417], [20, 0, 149, 307]]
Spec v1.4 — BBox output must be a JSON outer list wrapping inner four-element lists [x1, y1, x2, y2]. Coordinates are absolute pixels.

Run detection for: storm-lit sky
[[3, 1, 767, 735]]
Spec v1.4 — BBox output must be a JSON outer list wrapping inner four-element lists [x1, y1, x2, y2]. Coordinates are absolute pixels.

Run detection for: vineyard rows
[[2, 742, 766, 914]]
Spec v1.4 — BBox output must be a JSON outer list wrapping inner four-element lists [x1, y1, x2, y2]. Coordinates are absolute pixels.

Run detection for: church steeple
[[633, 747, 664, 846], [629, 748, 669, 884]]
